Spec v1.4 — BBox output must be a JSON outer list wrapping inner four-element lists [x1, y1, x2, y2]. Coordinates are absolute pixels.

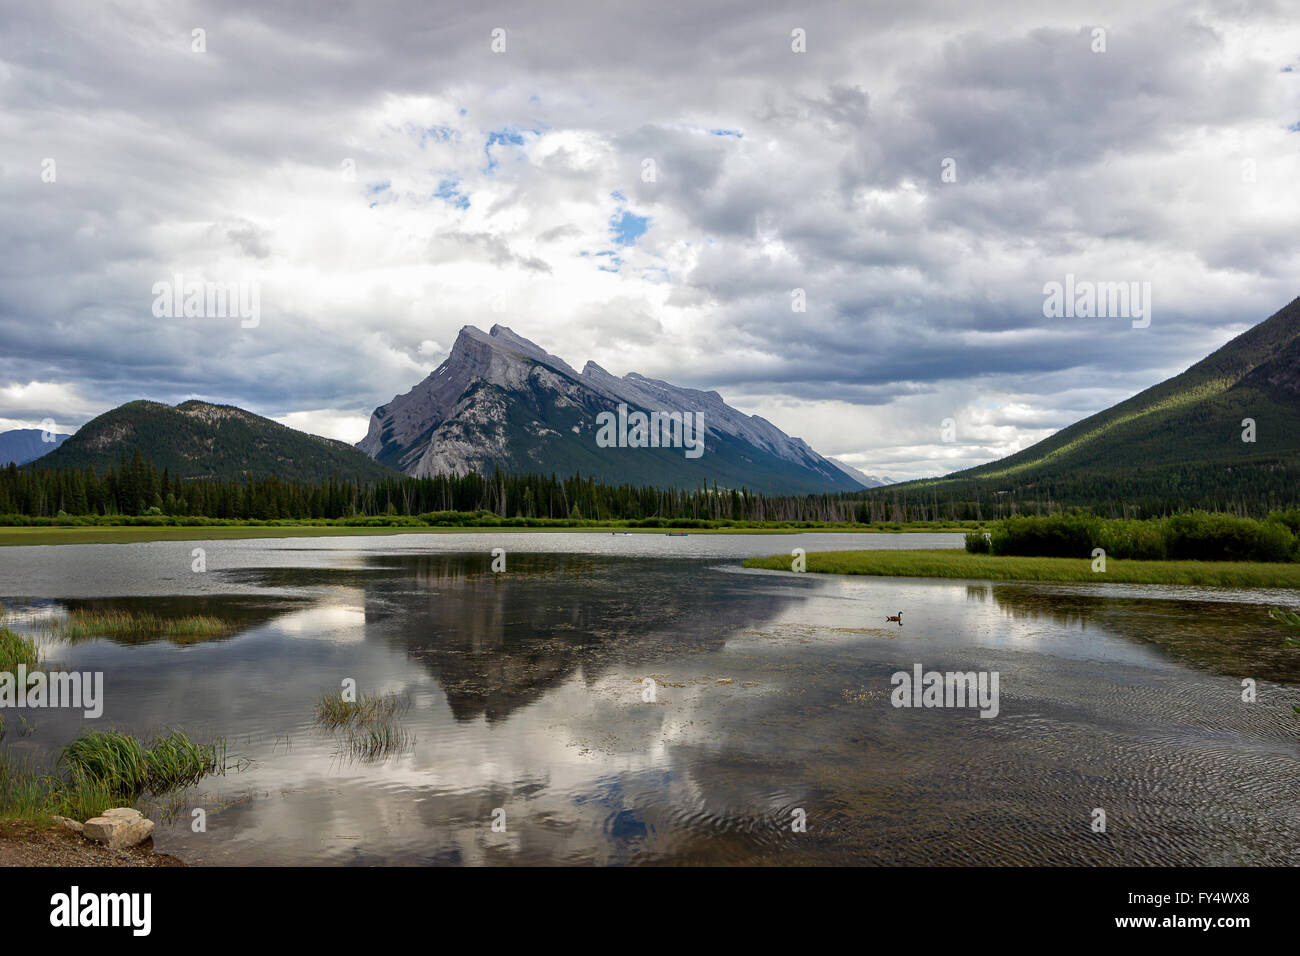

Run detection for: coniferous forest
[[3, 448, 1298, 525]]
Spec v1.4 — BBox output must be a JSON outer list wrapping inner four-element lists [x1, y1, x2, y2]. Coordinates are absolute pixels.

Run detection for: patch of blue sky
[[487, 129, 525, 148], [415, 125, 458, 147], [610, 210, 649, 246], [435, 178, 470, 209], [366, 181, 395, 209], [484, 128, 527, 171], [709, 128, 743, 138]]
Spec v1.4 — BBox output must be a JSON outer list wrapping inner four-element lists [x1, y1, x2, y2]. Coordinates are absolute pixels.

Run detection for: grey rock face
[[358, 324, 871, 493]]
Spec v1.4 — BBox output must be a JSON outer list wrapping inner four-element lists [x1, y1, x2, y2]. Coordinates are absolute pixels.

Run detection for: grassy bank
[[0, 521, 976, 547], [743, 548, 1300, 587]]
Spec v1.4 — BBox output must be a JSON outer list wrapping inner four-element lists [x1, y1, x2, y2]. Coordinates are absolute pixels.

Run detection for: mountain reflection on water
[[0, 533, 1295, 865]]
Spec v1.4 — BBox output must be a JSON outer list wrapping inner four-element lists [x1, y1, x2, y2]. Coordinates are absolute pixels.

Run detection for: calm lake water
[[1, 531, 1297, 865]]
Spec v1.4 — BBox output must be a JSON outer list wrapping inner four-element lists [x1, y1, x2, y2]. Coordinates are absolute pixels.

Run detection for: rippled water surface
[[1, 532, 1297, 865]]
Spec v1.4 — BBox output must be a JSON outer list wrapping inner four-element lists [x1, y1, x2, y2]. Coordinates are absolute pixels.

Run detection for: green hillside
[[866, 296, 1300, 517], [29, 400, 399, 483]]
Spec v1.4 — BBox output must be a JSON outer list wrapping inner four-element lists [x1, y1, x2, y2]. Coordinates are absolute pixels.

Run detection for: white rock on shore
[[81, 808, 154, 849]]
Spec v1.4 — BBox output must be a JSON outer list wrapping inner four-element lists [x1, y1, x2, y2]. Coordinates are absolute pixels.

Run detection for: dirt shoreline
[[0, 822, 185, 867]]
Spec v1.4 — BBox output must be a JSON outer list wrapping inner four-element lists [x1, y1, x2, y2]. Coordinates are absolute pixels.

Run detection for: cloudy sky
[[2, 0, 1297, 481]]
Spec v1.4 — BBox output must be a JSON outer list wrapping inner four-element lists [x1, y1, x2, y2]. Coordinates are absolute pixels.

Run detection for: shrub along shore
[[744, 511, 1300, 586], [964, 511, 1300, 563]]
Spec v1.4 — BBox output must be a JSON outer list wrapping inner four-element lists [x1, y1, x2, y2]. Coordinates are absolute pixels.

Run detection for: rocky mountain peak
[[357, 326, 872, 492]]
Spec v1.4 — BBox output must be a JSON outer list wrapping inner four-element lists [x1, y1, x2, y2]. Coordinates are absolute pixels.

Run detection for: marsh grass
[[44, 610, 235, 644], [0, 754, 117, 824], [0, 754, 55, 820], [143, 731, 226, 790], [50, 772, 118, 821], [342, 724, 414, 762], [56, 728, 234, 801], [3, 723, 242, 824], [315, 691, 413, 763], [743, 549, 1300, 587], [0, 626, 40, 672], [59, 730, 150, 795], [314, 691, 409, 730]]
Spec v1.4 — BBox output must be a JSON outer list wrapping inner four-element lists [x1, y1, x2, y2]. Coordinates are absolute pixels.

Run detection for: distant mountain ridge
[[30, 400, 398, 482], [0, 428, 69, 466], [359, 325, 868, 494], [829, 458, 892, 488]]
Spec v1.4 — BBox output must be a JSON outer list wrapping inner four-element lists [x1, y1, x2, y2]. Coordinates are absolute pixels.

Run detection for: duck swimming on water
[[885, 611, 903, 624]]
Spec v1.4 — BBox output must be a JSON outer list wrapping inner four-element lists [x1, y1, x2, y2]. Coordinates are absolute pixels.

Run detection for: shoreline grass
[[0, 522, 976, 547], [742, 548, 1300, 587], [0, 728, 234, 826], [59, 728, 228, 797]]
